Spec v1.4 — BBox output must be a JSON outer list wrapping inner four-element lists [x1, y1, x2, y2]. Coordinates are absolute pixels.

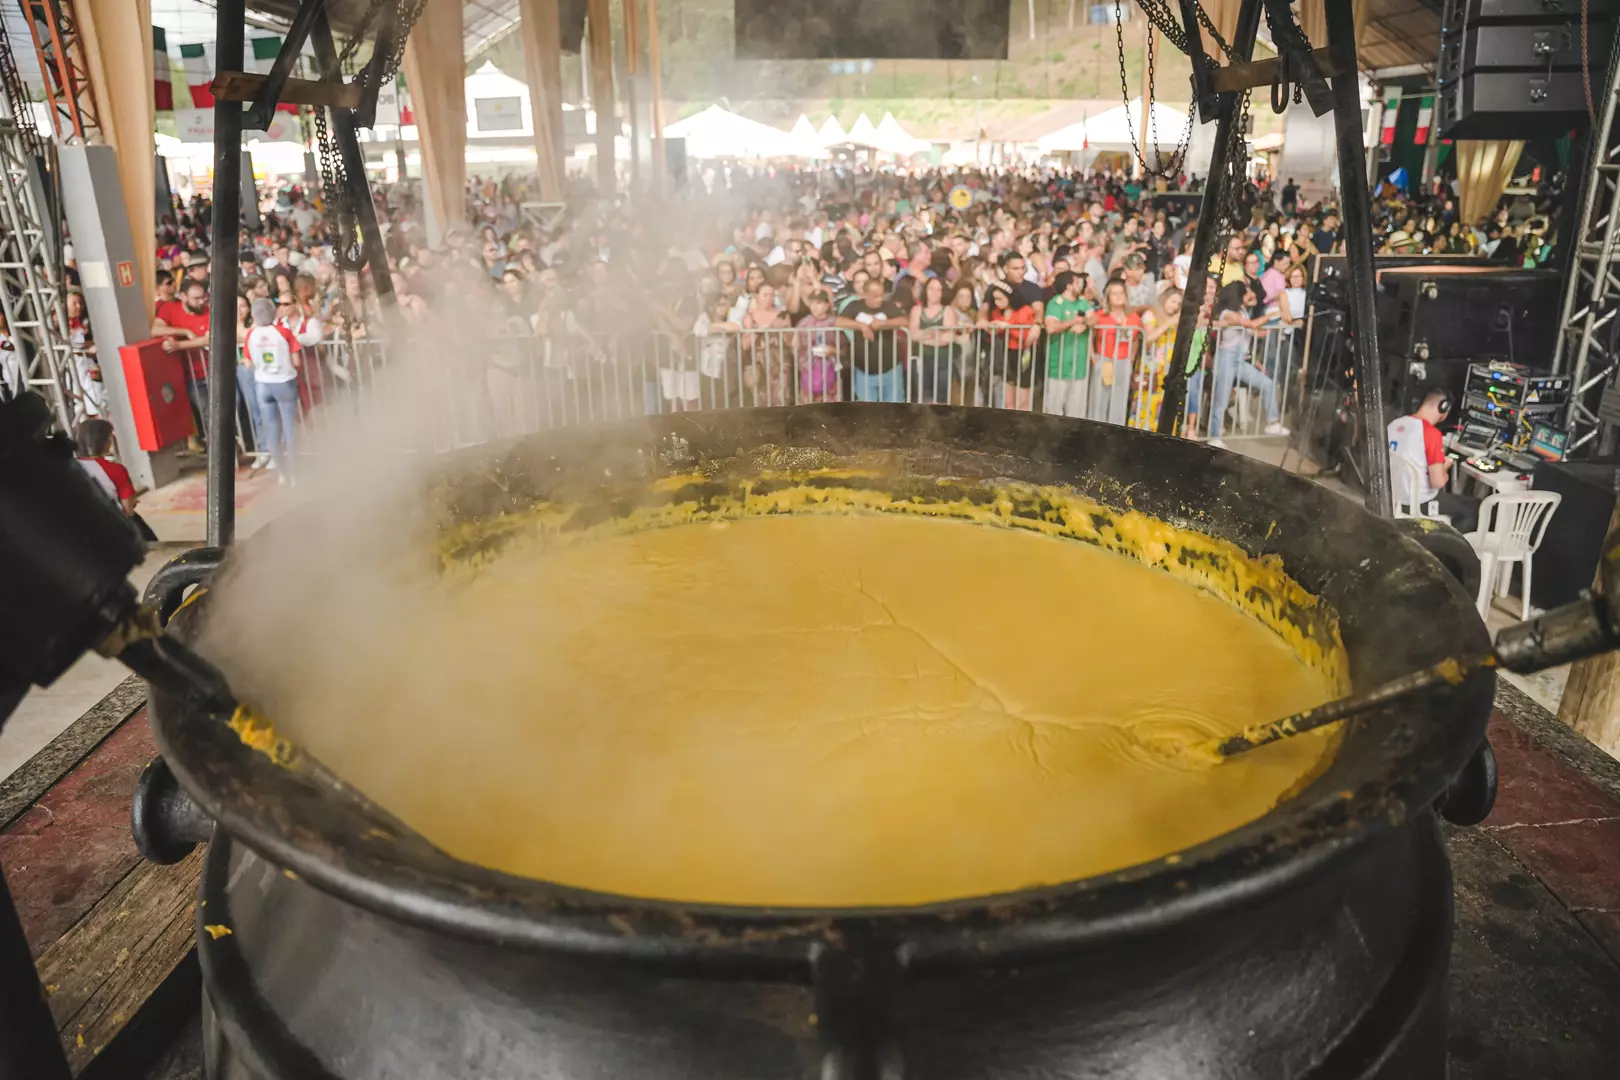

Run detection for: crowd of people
[[69, 154, 1558, 477]]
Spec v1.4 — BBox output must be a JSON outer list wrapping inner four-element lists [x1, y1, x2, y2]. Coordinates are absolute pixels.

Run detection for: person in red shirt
[[979, 283, 1041, 411], [154, 271, 180, 324], [154, 280, 211, 450], [74, 418, 156, 540], [1388, 387, 1478, 531]]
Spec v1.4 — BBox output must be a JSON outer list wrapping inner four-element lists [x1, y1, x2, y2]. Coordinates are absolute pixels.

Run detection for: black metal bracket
[[309, 5, 396, 300], [1178, 0, 1221, 122], [353, 8, 397, 129], [1263, 0, 1334, 116], [245, 0, 325, 131]]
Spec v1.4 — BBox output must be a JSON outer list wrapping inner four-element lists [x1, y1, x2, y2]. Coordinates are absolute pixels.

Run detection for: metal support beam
[[244, 0, 326, 130], [21, 0, 99, 142], [309, 10, 395, 306], [1325, 0, 1390, 517], [1157, 0, 1264, 436], [207, 0, 245, 547]]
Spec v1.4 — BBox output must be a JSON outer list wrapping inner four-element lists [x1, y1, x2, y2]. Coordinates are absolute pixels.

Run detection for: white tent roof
[[816, 115, 847, 146], [1042, 98, 1192, 153], [874, 112, 930, 156], [791, 114, 818, 141], [663, 105, 806, 160], [846, 113, 879, 147]]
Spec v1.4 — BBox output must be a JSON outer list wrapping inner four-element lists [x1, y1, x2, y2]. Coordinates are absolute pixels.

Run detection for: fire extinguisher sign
[[116, 260, 134, 287]]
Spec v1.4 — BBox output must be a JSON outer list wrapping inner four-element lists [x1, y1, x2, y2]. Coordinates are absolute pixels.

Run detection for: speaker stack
[[1438, 0, 1615, 138]]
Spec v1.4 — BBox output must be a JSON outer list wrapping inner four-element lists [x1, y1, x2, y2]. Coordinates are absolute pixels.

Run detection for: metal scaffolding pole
[[1551, 38, 1620, 453]]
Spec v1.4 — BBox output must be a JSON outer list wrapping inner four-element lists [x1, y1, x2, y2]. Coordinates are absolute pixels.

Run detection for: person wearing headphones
[[1388, 386, 1478, 532]]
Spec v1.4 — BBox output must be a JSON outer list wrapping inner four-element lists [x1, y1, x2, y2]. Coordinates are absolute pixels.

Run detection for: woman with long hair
[[1205, 279, 1288, 447], [977, 283, 1040, 411], [908, 275, 960, 404], [1088, 279, 1141, 426]]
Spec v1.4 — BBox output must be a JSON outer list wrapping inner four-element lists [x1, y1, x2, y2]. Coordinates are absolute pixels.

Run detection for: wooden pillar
[[78, 0, 156, 318], [587, 0, 616, 194], [402, 0, 467, 241], [647, 0, 665, 192], [623, 0, 642, 191], [519, 0, 566, 201], [1559, 507, 1620, 757]]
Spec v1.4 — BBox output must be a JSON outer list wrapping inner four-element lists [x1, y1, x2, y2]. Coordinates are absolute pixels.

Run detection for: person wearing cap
[[243, 297, 303, 481], [1043, 271, 1091, 418], [184, 254, 211, 286]]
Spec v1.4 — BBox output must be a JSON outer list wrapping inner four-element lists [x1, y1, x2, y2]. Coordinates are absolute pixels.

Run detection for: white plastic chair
[[1462, 491, 1562, 620], [1389, 453, 1449, 523]]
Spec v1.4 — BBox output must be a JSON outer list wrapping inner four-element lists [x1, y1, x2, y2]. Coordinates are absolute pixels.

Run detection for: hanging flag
[[154, 27, 173, 111], [1380, 90, 1402, 146], [175, 35, 297, 112], [1413, 95, 1434, 145], [246, 36, 300, 113], [178, 41, 214, 108]]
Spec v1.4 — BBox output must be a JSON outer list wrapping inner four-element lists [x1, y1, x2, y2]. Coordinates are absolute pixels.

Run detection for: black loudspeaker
[[1438, 0, 1616, 137], [1530, 460, 1620, 609], [560, 0, 587, 53], [734, 0, 1008, 60], [1373, 268, 1563, 368]]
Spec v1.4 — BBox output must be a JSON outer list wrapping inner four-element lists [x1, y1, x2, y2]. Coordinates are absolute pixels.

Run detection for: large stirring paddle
[[1201, 577, 1620, 762]]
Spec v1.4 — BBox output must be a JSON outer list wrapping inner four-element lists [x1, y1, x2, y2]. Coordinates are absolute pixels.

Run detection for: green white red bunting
[[153, 26, 172, 111], [166, 32, 298, 113], [1380, 90, 1402, 146], [1413, 95, 1434, 145]]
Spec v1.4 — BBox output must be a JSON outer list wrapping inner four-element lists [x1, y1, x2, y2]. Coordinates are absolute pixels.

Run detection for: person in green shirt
[[1043, 271, 1092, 418]]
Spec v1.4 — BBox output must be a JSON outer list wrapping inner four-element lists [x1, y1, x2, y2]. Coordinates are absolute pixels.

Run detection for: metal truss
[[1553, 42, 1620, 452], [19, 0, 98, 142], [0, 113, 74, 427]]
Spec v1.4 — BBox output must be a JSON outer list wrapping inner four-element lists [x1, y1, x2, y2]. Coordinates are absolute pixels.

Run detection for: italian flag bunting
[[177, 41, 214, 108], [154, 27, 172, 111], [1380, 90, 1402, 146], [1414, 95, 1434, 144], [172, 34, 298, 112]]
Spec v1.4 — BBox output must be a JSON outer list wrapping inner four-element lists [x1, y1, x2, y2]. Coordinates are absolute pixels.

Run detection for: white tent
[[846, 113, 879, 148], [789, 114, 830, 158], [663, 104, 803, 159], [816, 115, 847, 146], [874, 112, 930, 156], [1045, 98, 1192, 154]]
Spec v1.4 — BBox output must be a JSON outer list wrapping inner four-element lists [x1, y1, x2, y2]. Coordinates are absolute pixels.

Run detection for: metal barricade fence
[[278, 321, 1304, 458]]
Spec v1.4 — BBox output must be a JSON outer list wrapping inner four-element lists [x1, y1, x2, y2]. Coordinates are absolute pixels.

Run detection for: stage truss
[[1553, 41, 1620, 452]]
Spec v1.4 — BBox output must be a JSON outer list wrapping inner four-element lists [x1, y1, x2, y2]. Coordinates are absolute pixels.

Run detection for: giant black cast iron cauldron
[[146, 405, 1495, 1080]]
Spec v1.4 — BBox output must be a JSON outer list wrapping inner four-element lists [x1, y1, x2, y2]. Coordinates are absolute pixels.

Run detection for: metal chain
[[315, 0, 432, 271], [1114, 3, 1194, 178], [1131, 0, 1233, 61]]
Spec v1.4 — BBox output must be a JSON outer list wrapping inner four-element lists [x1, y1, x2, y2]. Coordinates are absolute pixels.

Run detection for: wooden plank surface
[[36, 847, 204, 1073]]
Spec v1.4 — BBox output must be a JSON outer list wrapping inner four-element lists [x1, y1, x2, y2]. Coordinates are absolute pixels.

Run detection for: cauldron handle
[[142, 546, 225, 626], [1388, 518, 1481, 605], [1390, 518, 1499, 825], [812, 942, 906, 1079]]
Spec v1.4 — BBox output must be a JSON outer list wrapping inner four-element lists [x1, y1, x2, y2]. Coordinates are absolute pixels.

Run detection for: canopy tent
[[789, 114, 830, 158], [816, 115, 848, 147], [874, 112, 931, 156], [1039, 99, 1192, 154], [844, 113, 880, 149], [663, 105, 804, 159]]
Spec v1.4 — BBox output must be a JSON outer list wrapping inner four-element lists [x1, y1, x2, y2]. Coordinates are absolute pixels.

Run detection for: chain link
[[1114, 3, 1194, 178], [315, 0, 432, 273]]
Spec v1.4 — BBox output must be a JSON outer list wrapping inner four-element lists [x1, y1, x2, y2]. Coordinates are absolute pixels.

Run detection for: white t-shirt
[[244, 324, 299, 383], [1388, 415, 1440, 503]]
